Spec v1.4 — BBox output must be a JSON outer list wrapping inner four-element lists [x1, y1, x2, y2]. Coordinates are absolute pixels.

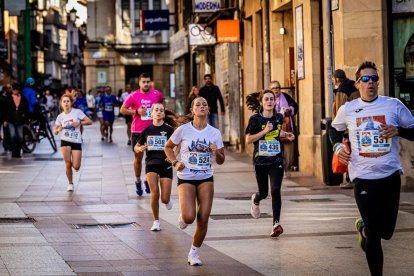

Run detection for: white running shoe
[[150, 220, 160, 231], [165, 200, 174, 210], [250, 194, 260, 219], [188, 253, 203, 266], [67, 184, 74, 192], [178, 214, 188, 229]]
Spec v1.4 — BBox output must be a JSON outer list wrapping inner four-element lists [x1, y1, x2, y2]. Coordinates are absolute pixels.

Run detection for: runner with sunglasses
[[329, 61, 414, 275]]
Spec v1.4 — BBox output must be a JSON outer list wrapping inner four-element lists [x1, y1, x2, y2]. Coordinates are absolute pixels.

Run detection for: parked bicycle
[[22, 105, 57, 153]]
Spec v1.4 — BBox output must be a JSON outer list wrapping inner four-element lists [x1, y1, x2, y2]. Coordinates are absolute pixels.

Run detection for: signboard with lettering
[[194, 0, 221, 13], [392, 0, 414, 13], [217, 20, 240, 43], [140, 10, 170, 31], [188, 24, 216, 46]]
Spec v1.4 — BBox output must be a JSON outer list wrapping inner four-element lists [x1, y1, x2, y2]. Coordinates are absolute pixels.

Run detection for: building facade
[[243, 0, 414, 188], [84, 0, 173, 100]]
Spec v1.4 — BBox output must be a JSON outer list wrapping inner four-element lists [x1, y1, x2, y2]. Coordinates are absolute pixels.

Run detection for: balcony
[[44, 43, 67, 63]]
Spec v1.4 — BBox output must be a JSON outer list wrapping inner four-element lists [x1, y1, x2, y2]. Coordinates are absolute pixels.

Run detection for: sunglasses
[[358, 75, 379, 83], [271, 87, 280, 90]]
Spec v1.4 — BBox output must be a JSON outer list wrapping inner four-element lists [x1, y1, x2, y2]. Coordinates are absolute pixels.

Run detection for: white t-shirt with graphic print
[[170, 122, 224, 180], [55, 108, 86, 144], [332, 96, 414, 181]]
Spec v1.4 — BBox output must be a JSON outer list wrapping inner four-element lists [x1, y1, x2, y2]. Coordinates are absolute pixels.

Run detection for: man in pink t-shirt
[[120, 73, 163, 196]]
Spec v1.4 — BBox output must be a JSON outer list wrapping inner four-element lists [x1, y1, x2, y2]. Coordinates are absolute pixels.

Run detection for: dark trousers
[[354, 170, 401, 276], [254, 163, 284, 223], [7, 123, 24, 157]]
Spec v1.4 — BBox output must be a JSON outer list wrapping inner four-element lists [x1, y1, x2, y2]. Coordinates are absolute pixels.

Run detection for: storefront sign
[[392, 0, 414, 13], [194, 0, 221, 13], [140, 10, 170, 31], [188, 24, 216, 46], [170, 28, 188, 59], [217, 20, 240, 43]]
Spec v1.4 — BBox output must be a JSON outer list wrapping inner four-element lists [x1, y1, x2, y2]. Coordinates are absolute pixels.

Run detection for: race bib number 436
[[258, 140, 281, 156]]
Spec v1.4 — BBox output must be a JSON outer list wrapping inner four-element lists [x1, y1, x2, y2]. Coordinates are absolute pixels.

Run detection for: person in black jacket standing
[[269, 81, 298, 178], [2, 83, 29, 158], [199, 74, 225, 129]]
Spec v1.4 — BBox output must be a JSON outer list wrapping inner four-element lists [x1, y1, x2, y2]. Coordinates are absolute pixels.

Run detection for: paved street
[[1, 118, 414, 275]]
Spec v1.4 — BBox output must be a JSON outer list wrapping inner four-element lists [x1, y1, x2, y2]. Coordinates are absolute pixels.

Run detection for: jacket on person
[[332, 78, 360, 119], [21, 86, 37, 113], [199, 84, 225, 114], [3, 93, 29, 125], [281, 92, 298, 136]]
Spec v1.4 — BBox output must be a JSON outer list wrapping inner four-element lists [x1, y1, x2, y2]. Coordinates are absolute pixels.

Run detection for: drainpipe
[[326, 0, 333, 117], [24, 0, 32, 78], [264, 0, 271, 84]]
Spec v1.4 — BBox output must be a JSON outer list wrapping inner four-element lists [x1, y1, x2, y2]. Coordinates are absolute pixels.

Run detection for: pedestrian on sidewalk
[[268, 80, 298, 178], [331, 69, 360, 189], [245, 89, 295, 237], [199, 74, 225, 129], [120, 73, 164, 196], [164, 96, 225, 266], [329, 61, 414, 276], [134, 103, 176, 231], [2, 83, 30, 158], [54, 94, 92, 192]]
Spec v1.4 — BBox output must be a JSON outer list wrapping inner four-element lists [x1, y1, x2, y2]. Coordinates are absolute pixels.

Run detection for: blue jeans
[[7, 123, 23, 157], [207, 113, 219, 129]]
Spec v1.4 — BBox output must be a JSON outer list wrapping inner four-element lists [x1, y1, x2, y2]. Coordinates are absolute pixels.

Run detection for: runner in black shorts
[[134, 103, 175, 231], [54, 94, 92, 192], [164, 97, 225, 266]]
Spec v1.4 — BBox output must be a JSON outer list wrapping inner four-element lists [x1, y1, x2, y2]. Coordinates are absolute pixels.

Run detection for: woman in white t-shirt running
[[165, 97, 225, 266], [54, 94, 92, 192]]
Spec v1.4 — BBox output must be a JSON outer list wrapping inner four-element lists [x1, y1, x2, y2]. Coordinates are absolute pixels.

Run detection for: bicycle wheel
[[22, 125, 37, 153], [44, 120, 57, 152]]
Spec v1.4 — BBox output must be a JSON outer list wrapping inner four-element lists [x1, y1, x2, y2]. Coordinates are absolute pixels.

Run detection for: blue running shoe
[[135, 181, 143, 196], [144, 180, 150, 194]]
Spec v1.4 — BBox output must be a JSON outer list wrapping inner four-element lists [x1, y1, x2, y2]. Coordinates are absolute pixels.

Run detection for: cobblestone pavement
[[1, 119, 413, 275]]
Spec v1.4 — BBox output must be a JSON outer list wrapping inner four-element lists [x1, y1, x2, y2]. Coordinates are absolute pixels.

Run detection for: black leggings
[[354, 170, 401, 276], [253, 163, 284, 223]]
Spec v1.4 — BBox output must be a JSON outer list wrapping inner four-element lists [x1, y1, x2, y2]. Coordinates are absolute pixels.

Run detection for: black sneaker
[[144, 180, 150, 194], [135, 181, 143, 196]]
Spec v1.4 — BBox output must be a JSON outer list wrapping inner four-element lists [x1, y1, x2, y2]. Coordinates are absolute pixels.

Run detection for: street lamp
[[69, 8, 77, 24]]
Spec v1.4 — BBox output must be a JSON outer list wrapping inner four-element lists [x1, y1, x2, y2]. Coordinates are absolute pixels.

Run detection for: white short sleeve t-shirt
[[170, 122, 224, 180], [55, 108, 86, 144], [332, 96, 414, 180]]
